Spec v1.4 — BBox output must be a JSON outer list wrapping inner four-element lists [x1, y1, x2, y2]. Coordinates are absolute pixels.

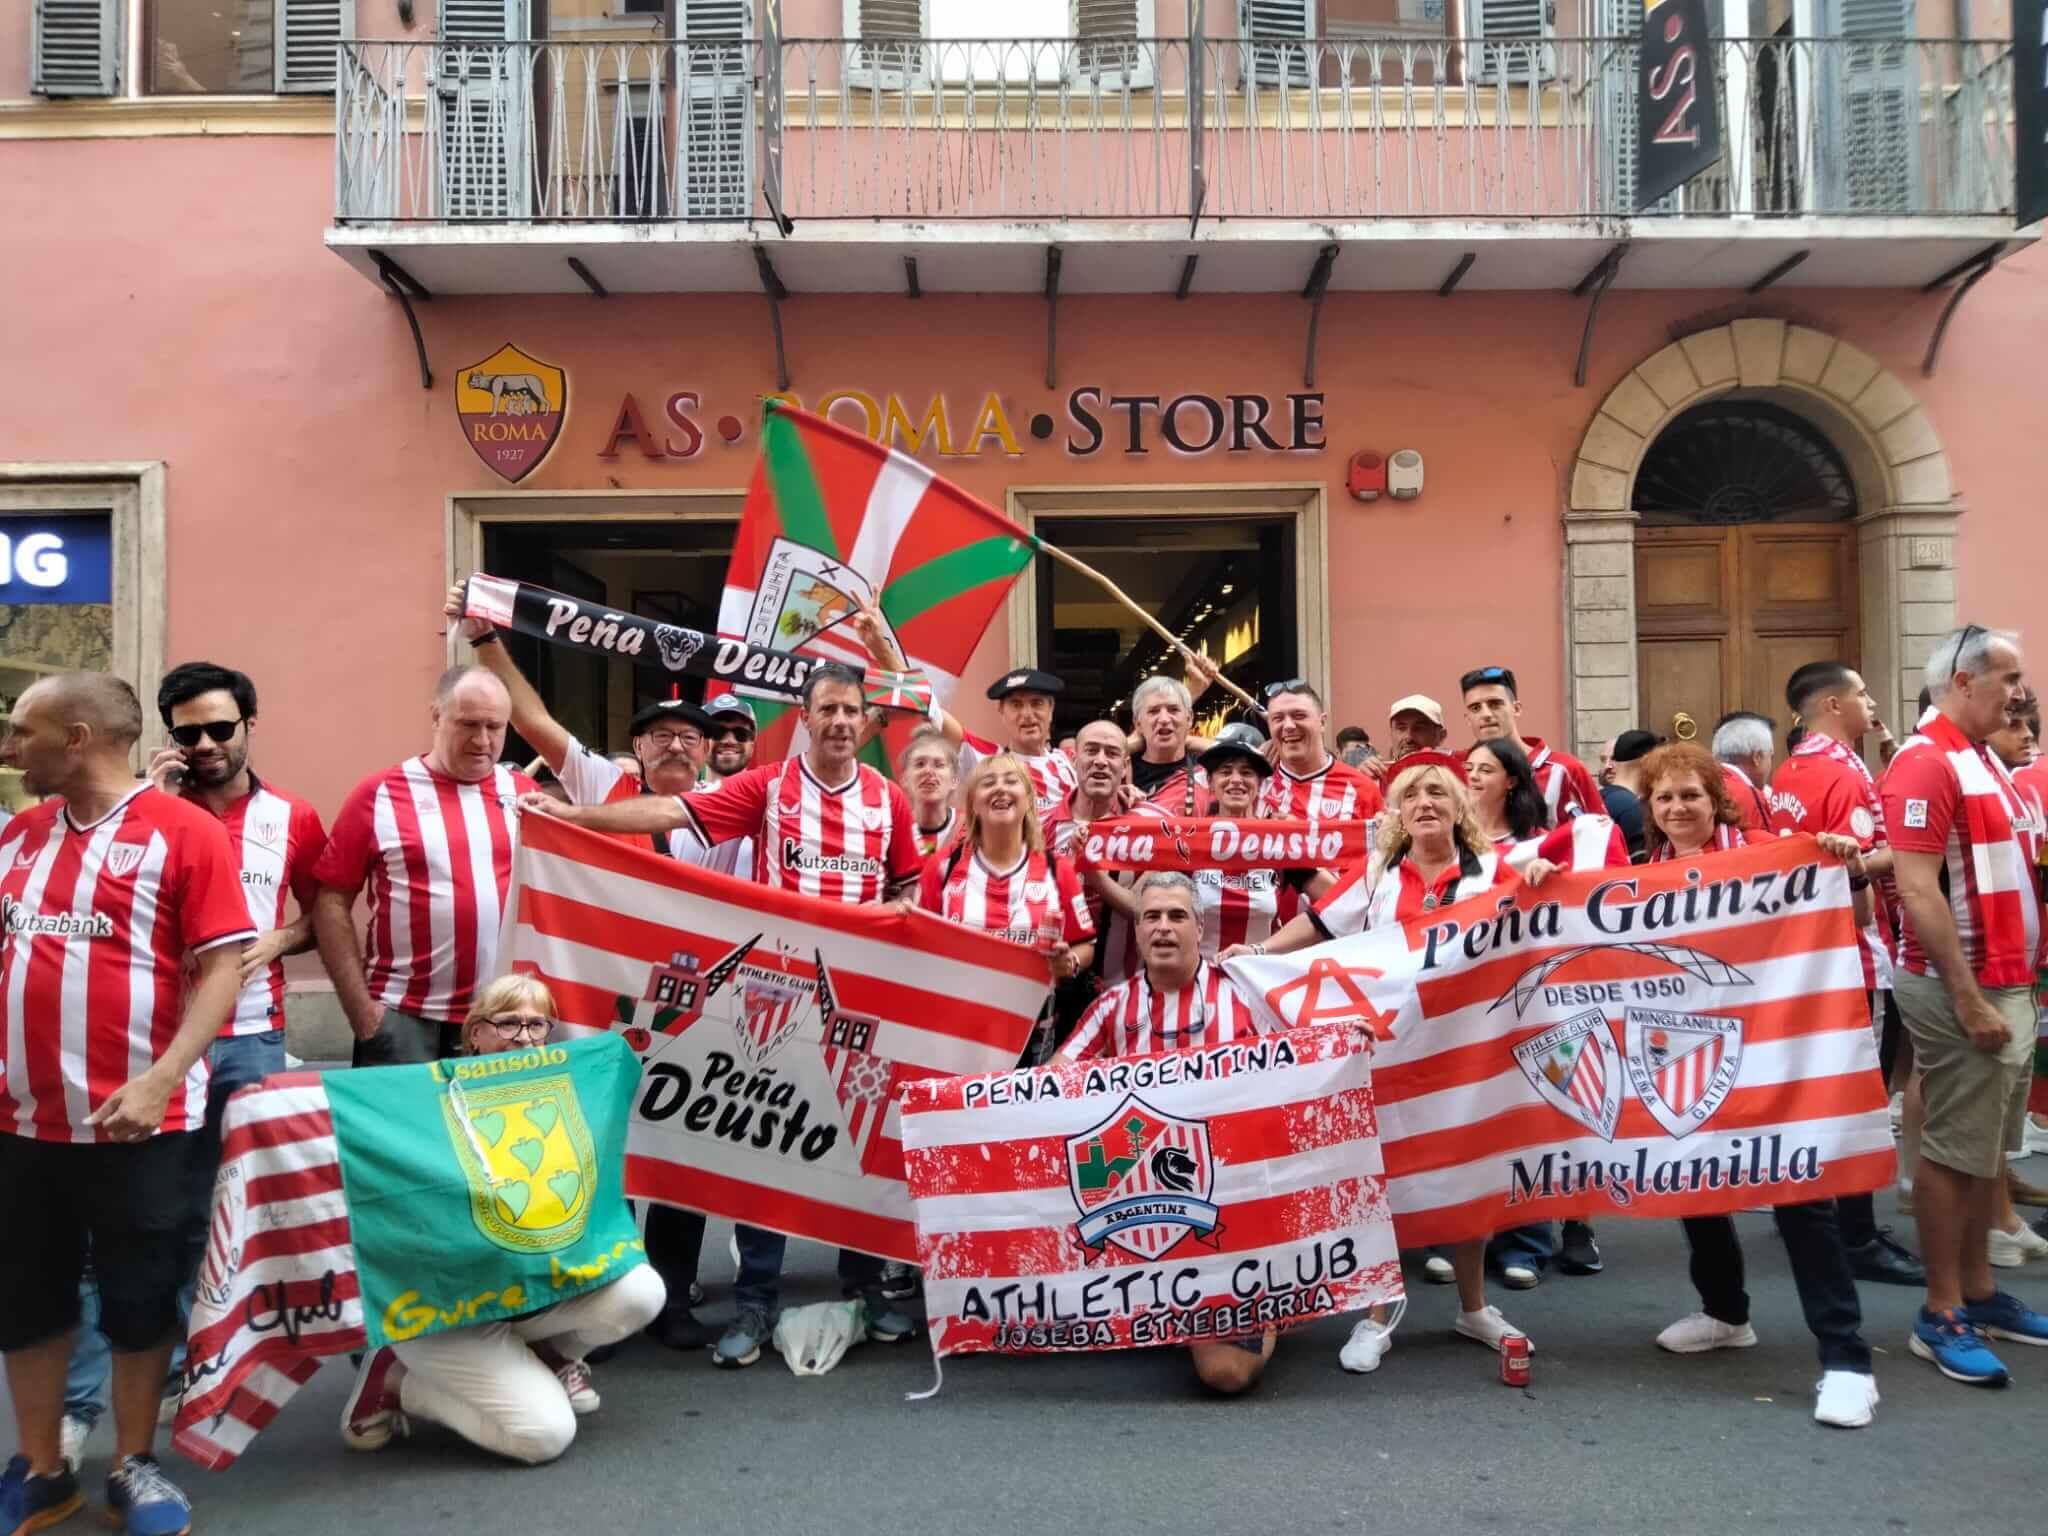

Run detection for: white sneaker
[[1888, 1092, 1903, 1137], [59, 1414, 91, 1474], [2014, 1221, 2048, 1261], [2024, 1117, 2048, 1157], [555, 1357, 600, 1416], [1421, 1254, 1455, 1284], [1989, 1223, 2031, 1269], [1501, 1262, 1540, 1290], [1813, 1370, 1879, 1429], [1338, 1315, 1395, 1374], [1454, 1306, 1531, 1353], [1656, 1312, 1759, 1353]]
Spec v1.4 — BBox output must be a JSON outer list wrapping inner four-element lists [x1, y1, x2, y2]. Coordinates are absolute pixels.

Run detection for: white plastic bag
[[773, 1299, 866, 1376]]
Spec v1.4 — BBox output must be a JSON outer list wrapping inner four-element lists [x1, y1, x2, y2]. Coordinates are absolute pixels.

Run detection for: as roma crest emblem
[[456, 343, 567, 483], [1066, 1095, 1222, 1262]]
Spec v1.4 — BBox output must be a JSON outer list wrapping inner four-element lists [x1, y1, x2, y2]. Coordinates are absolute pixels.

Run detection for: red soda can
[[1499, 1333, 1531, 1387], [1035, 915, 1062, 956]]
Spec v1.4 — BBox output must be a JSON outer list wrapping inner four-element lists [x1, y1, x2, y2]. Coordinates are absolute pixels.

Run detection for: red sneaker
[[339, 1348, 406, 1451]]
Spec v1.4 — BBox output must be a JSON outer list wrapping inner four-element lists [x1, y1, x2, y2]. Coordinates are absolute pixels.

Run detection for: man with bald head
[[312, 665, 535, 1065], [2, 673, 254, 1532]]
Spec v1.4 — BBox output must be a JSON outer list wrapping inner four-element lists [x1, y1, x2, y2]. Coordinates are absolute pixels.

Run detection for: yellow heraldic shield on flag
[[441, 1072, 598, 1253]]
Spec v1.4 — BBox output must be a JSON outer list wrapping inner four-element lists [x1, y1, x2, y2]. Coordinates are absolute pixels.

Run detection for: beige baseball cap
[[1387, 694, 1444, 726]]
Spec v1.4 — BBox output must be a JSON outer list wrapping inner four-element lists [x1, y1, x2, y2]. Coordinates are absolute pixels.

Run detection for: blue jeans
[[1487, 1223, 1554, 1273], [730, 1226, 887, 1315], [65, 1272, 109, 1428]]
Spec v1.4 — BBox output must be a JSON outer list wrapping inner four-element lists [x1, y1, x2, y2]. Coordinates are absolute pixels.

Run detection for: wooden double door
[[1635, 523, 1859, 755]]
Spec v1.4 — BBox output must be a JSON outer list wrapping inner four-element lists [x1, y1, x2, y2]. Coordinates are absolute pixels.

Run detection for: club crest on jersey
[[441, 1070, 597, 1254], [1512, 1008, 1623, 1142], [103, 844, 146, 879], [1066, 1095, 1222, 1262], [1623, 1007, 1744, 1139]]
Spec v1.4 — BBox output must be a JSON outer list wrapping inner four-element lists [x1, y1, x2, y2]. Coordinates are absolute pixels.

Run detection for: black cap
[[1612, 729, 1664, 764], [628, 698, 716, 738], [1199, 722, 1274, 779], [986, 668, 1066, 702]]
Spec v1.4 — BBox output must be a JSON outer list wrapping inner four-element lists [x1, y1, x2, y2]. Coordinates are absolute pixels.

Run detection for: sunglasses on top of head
[[1263, 678, 1310, 701], [168, 719, 244, 748]]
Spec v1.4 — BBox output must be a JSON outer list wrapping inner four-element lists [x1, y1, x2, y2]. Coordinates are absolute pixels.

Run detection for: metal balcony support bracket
[[1746, 250, 1808, 294], [566, 258, 608, 298], [1300, 243, 1338, 389], [904, 256, 922, 299], [368, 249, 432, 391], [1187, 0, 1206, 239], [1921, 242, 2005, 378], [1571, 244, 1627, 389], [1438, 253, 1476, 296], [753, 247, 791, 391], [1044, 246, 1063, 390], [1176, 254, 1199, 300]]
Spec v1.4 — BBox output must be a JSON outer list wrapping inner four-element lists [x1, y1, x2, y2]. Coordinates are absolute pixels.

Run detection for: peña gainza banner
[[463, 572, 934, 716], [1636, 0, 1724, 212]]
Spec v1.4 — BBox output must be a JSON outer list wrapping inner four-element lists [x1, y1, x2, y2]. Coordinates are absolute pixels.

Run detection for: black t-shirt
[[1601, 783, 1648, 862], [1131, 754, 1192, 796]]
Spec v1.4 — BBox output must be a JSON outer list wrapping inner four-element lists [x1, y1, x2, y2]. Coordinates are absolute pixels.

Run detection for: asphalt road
[[15, 1182, 2048, 1536]]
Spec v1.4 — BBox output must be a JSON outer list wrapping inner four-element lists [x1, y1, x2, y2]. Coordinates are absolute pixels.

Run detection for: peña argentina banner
[[1224, 836, 1894, 1247], [173, 1035, 645, 1470], [899, 1025, 1402, 1364], [499, 812, 1049, 1263]]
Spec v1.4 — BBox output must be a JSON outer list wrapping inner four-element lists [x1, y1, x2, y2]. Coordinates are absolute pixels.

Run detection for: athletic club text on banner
[[899, 1025, 1402, 1360], [1224, 836, 1895, 1247]]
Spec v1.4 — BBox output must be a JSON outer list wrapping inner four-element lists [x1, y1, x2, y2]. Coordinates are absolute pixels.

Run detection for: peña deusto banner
[[1071, 814, 1375, 873], [1225, 836, 1894, 1246]]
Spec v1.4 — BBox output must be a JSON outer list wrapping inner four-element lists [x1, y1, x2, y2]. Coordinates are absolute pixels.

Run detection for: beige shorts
[[1894, 969, 2034, 1179]]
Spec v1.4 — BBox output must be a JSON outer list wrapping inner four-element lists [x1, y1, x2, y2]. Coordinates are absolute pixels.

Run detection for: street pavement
[[14, 1184, 2048, 1536]]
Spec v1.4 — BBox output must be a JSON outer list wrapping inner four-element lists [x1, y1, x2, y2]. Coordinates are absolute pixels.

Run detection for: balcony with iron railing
[[327, 34, 2026, 295]]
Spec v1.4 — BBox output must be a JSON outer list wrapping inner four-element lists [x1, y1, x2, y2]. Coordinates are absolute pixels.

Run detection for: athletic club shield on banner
[[456, 343, 568, 483], [1636, 0, 1723, 212]]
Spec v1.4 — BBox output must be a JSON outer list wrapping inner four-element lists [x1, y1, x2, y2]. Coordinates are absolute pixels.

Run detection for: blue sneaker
[[1961, 1291, 2048, 1348], [104, 1454, 189, 1536], [714, 1305, 773, 1369], [1, 1452, 85, 1533], [1909, 1307, 2011, 1386]]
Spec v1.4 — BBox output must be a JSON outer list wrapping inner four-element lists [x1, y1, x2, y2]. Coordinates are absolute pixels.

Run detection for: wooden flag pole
[[1032, 537, 1263, 714]]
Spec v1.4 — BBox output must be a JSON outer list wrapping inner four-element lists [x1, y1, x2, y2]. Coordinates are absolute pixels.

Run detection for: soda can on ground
[[1500, 1332, 1531, 1387]]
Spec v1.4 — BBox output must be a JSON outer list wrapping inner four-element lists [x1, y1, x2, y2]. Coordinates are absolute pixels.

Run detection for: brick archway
[[1563, 320, 1962, 759]]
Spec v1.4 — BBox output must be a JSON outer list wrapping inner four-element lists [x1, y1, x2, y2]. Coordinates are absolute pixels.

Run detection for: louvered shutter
[[1593, 0, 1640, 212], [679, 0, 755, 218], [276, 0, 352, 94], [31, 0, 120, 97], [844, 0, 930, 89], [1467, 0, 1555, 87], [436, 0, 532, 220], [1827, 0, 1917, 212], [1070, 0, 1156, 92], [1239, 0, 1315, 88]]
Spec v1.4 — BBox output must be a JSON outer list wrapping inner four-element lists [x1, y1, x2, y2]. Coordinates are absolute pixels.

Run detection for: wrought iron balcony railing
[[334, 36, 2017, 227]]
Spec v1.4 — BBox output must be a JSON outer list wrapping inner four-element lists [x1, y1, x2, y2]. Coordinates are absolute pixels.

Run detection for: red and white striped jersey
[[1313, 846, 1515, 938], [918, 846, 1094, 949], [1062, 961, 1264, 1059], [958, 733, 1077, 820], [1496, 815, 1629, 875], [1522, 739, 1603, 823], [211, 776, 327, 1035], [311, 757, 534, 1025], [1258, 755, 1385, 823], [1, 786, 255, 1142], [1722, 763, 1771, 833], [1770, 736, 1895, 992], [1195, 868, 1305, 958], [556, 737, 751, 878], [913, 805, 960, 860], [677, 755, 922, 904]]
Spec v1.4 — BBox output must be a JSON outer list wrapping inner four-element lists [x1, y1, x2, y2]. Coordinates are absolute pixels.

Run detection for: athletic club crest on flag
[[1624, 1007, 1744, 1139], [745, 535, 900, 670], [1512, 1008, 1623, 1142], [730, 944, 819, 1066], [1066, 1096, 1222, 1262], [612, 937, 757, 1059]]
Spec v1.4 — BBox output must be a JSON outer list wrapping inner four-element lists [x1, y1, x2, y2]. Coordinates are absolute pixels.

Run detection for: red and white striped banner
[[1072, 815, 1374, 873], [1225, 836, 1896, 1247], [500, 813, 1049, 1262], [173, 1075, 364, 1472], [899, 1025, 1402, 1359]]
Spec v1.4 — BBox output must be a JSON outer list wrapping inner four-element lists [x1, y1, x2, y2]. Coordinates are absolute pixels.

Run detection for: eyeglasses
[[712, 725, 755, 744], [1263, 678, 1311, 701], [1946, 623, 1983, 683], [642, 729, 700, 749], [168, 719, 243, 748], [486, 1014, 553, 1041]]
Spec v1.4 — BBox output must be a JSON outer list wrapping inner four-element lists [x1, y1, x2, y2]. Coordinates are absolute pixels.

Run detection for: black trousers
[[645, 1202, 707, 1313], [1682, 1201, 1871, 1371], [1838, 989, 1903, 1251]]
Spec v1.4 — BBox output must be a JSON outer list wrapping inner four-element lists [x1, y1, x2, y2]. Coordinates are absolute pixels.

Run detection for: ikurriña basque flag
[[899, 1025, 1403, 1364], [1224, 836, 1896, 1247]]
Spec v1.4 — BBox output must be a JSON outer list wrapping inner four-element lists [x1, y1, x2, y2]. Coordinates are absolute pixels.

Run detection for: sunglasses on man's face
[[169, 719, 243, 748], [713, 725, 755, 744]]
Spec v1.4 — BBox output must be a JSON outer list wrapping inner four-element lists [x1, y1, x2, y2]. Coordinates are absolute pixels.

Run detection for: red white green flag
[[720, 401, 1036, 762]]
